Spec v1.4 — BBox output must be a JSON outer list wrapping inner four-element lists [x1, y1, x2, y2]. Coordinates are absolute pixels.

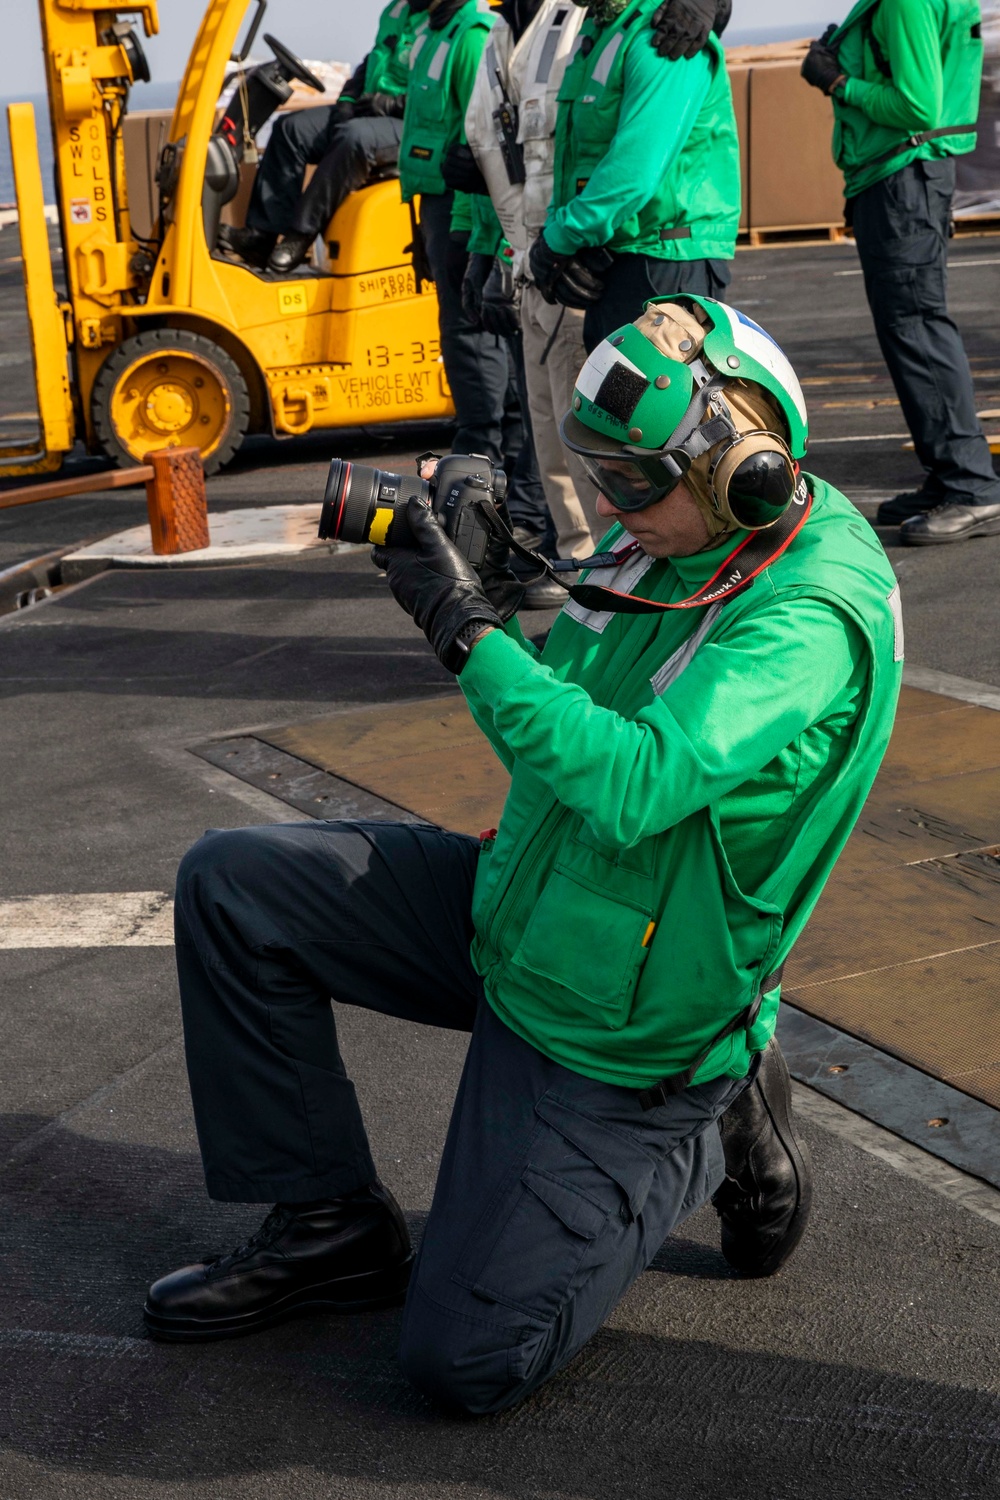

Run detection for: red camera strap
[[482, 479, 812, 616]]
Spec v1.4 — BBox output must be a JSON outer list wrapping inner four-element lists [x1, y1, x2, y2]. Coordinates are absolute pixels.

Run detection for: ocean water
[[1, 80, 178, 205]]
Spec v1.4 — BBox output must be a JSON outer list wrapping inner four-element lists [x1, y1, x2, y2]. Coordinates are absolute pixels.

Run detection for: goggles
[[561, 390, 797, 532]]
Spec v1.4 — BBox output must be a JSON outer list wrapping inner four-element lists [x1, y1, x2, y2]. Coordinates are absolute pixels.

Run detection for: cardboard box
[[740, 57, 844, 232], [728, 64, 750, 232], [122, 108, 172, 241]]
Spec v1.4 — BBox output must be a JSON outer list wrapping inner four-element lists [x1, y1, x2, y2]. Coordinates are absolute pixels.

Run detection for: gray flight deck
[[1, 221, 1000, 1499]]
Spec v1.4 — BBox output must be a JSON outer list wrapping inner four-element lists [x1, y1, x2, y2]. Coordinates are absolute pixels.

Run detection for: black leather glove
[[650, 0, 726, 61], [528, 231, 572, 304], [461, 252, 492, 325], [334, 97, 356, 124], [801, 32, 845, 95], [442, 141, 489, 195], [553, 245, 613, 309], [372, 497, 503, 675], [365, 90, 406, 118], [529, 233, 612, 309], [480, 258, 520, 338]]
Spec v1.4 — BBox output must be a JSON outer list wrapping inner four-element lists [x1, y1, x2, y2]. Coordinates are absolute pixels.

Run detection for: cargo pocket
[[512, 865, 651, 1026], [451, 1093, 659, 1323]]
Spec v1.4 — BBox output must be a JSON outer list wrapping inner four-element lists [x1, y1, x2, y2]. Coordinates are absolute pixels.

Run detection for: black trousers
[[417, 191, 510, 461], [505, 328, 553, 542], [419, 193, 549, 539], [851, 158, 1000, 506], [246, 109, 402, 239], [174, 820, 742, 1414], [584, 253, 731, 352]]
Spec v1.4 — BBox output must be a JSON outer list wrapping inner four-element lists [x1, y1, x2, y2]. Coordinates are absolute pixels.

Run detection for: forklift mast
[[2, 1, 159, 475]]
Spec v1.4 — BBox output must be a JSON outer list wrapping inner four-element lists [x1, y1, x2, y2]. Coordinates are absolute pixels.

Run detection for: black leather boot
[[900, 500, 1000, 545], [267, 231, 316, 274], [217, 224, 277, 268], [874, 487, 943, 526], [712, 1041, 812, 1278], [143, 1181, 413, 1342]]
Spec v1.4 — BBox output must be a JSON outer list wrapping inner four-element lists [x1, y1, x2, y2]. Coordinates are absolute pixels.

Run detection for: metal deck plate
[[200, 680, 1000, 1179]]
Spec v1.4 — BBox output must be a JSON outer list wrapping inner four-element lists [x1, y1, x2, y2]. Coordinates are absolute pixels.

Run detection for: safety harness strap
[[867, 123, 977, 168], [636, 965, 784, 1109]]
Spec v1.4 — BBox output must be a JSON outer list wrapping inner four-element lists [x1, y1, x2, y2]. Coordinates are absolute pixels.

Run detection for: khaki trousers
[[520, 282, 603, 558]]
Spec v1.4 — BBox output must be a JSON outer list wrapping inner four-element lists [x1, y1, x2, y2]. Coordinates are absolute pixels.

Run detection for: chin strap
[[476, 477, 811, 616]]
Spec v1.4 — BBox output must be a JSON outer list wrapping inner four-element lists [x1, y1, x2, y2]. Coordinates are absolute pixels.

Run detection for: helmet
[[561, 296, 808, 535]]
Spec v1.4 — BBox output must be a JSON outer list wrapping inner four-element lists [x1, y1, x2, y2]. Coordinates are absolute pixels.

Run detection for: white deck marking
[[0, 892, 173, 948]]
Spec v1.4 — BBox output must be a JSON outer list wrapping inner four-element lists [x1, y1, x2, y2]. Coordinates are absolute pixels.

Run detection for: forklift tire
[[91, 329, 251, 476]]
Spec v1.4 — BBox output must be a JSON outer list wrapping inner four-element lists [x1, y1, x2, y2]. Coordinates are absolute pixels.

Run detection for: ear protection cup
[[709, 430, 796, 530]]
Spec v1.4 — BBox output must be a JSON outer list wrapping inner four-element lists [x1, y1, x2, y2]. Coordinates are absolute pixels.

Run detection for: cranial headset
[[562, 367, 797, 532]]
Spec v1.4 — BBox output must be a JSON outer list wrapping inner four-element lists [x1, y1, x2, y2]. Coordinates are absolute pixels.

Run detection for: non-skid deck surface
[[258, 684, 1000, 1109]]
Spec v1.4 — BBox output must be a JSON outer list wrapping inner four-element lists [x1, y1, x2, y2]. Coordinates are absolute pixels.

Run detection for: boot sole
[[901, 516, 1000, 545], [143, 1254, 414, 1343], [730, 1049, 813, 1279]]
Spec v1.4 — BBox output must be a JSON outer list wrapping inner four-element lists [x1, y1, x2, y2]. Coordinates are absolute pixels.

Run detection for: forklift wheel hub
[[144, 383, 194, 434], [108, 350, 231, 462]]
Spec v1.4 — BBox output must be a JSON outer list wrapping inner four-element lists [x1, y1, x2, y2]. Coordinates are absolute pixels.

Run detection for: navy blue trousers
[[246, 110, 402, 239], [175, 820, 742, 1414], [851, 158, 1000, 506], [583, 253, 731, 352]]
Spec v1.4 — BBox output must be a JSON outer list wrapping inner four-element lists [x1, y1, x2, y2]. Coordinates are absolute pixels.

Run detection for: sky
[[2, 0, 840, 99]]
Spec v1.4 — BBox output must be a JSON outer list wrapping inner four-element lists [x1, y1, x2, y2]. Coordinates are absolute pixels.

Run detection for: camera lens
[[318, 460, 378, 542], [317, 461, 428, 545]]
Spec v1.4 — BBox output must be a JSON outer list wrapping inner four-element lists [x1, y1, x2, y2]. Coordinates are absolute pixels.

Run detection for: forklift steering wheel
[[263, 34, 326, 96]]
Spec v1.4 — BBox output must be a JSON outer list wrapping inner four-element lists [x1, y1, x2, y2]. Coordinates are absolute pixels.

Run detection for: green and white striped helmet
[[561, 296, 808, 530]]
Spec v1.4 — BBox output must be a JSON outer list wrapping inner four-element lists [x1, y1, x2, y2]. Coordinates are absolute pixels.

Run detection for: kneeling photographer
[[146, 297, 902, 1417]]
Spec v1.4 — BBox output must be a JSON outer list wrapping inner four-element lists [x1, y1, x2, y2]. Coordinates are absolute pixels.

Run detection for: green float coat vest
[[459, 479, 902, 1089], [548, 0, 739, 260], [400, 0, 495, 200], [363, 0, 421, 97], [830, 0, 983, 198]]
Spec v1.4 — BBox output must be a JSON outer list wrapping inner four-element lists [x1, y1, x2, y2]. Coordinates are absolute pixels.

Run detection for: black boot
[[712, 1041, 812, 1278], [900, 500, 1000, 545], [217, 224, 277, 268], [267, 231, 316, 274], [874, 487, 943, 525], [143, 1181, 413, 1342]]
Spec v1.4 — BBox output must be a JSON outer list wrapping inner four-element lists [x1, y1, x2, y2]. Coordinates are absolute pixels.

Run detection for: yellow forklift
[[3, 0, 452, 477]]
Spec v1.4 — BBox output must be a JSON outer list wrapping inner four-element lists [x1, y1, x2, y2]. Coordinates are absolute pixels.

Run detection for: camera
[[317, 453, 508, 570]]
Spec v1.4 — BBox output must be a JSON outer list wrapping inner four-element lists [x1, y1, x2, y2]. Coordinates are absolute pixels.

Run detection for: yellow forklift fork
[[1, 104, 75, 477]]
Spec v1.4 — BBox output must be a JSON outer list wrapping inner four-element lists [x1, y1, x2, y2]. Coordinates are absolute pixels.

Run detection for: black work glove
[[364, 90, 406, 118], [801, 29, 845, 95], [480, 258, 520, 338], [442, 141, 489, 195], [554, 245, 613, 309], [528, 231, 572, 303], [650, 0, 729, 61], [461, 252, 492, 325], [334, 97, 356, 124], [372, 497, 503, 675]]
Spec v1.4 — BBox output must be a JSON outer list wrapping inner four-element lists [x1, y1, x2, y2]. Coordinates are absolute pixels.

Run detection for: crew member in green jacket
[[803, 0, 1000, 543], [145, 297, 902, 1415], [399, 0, 519, 461], [528, 0, 740, 349], [223, 0, 422, 274]]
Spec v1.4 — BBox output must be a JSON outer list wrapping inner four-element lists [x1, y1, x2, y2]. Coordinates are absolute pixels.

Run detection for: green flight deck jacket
[[400, 0, 495, 200], [830, 0, 983, 198], [459, 478, 903, 1090], [545, 0, 739, 261]]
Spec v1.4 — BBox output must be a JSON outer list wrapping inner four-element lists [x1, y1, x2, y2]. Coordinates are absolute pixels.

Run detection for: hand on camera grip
[[373, 498, 503, 675]]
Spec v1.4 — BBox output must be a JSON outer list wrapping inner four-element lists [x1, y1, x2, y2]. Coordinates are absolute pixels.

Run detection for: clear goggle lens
[[577, 451, 689, 514]]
